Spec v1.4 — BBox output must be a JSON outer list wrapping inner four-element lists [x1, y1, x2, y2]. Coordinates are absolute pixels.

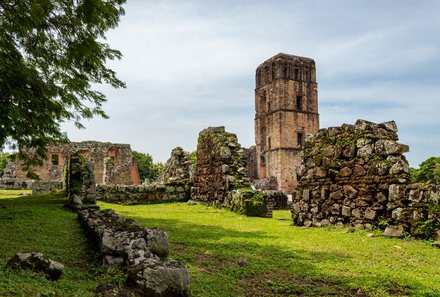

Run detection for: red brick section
[[16, 141, 140, 185]]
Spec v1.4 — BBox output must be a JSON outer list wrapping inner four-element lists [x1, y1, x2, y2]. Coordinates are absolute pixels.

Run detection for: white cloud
[[63, 0, 440, 167]]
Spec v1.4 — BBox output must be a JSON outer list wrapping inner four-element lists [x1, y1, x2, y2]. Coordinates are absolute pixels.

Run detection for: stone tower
[[255, 53, 319, 192]]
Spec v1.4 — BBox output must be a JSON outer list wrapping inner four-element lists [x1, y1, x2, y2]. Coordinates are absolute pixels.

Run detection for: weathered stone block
[[6, 252, 64, 281], [389, 184, 406, 202], [384, 225, 405, 238], [364, 208, 377, 220], [352, 208, 363, 219], [330, 190, 343, 200], [341, 206, 351, 217]]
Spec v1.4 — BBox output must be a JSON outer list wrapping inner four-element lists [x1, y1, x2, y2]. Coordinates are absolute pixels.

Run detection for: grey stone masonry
[[292, 119, 439, 239]]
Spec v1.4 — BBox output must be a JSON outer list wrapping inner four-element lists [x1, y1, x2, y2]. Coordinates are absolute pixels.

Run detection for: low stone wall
[[0, 178, 33, 190], [292, 119, 439, 238], [265, 191, 289, 210], [78, 208, 190, 296], [31, 180, 62, 195], [386, 183, 440, 238], [96, 180, 191, 204]]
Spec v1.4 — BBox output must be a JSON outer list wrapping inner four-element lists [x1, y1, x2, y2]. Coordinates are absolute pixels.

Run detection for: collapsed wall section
[[190, 127, 278, 217], [191, 127, 251, 204]]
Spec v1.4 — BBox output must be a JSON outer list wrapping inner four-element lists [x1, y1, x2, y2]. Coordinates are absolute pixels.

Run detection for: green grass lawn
[[1, 191, 439, 296], [0, 191, 125, 297], [99, 201, 440, 297]]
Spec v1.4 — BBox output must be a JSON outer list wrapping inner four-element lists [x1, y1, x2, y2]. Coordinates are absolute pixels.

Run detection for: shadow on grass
[[122, 213, 436, 297]]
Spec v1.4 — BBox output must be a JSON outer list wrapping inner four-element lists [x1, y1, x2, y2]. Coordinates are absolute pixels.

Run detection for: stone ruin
[[161, 147, 192, 182], [0, 161, 33, 190], [65, 153, 97, 210], [191, 127, 251, 204], [79, 209, 190, 296], [96, 147, 192, 205], [15, 141, 140, 186], [292, 119, 439, 238], [190, 127, 287, 217], [64, 150, 190, 296]]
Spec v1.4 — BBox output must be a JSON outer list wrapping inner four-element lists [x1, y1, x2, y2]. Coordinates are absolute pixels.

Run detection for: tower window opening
[[296, 95, 303, 110], [297, 132, 304, 147]]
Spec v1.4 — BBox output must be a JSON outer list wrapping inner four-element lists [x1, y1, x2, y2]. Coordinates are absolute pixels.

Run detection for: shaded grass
[[0, 191, 125, 297], [1, 191, 439, 296], [99, 201, 440, 297]]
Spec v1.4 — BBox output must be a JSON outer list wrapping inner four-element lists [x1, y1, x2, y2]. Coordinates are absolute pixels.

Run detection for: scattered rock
[[127, 258, 190, 297], [6, 252, 64, 281], [384, 225, 405, 238], [79, 208, 189, 296], [432, 241, 440, 249], [366, 233, 374, 238], [238, 258, 248, 267]]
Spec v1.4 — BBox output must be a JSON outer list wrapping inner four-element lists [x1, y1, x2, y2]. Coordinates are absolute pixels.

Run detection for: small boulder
[[6, 252, 64, 281], [384, 225, 405, 238], [238, 258, 248, 267], [127, 258, 190, 297]]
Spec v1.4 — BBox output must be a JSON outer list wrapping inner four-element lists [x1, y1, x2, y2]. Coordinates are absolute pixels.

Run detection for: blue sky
[[62, 0, 440, 167]]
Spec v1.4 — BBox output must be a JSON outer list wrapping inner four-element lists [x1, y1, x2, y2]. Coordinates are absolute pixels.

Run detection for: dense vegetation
[[410, 156, 440, 184], [1, 191, 438, 296], [132, 150, 164, 182]]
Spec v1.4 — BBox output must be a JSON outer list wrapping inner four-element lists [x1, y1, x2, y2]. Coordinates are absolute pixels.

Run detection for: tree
[[410, 156, 440, 184], [0, 0, 126, 161], [132, 151, 164, 182]]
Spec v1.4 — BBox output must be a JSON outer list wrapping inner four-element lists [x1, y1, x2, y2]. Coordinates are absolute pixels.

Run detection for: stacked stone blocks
[[292, 119, 439, 238]]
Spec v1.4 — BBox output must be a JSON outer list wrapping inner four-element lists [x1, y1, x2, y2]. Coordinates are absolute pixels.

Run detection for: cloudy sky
[[62, 0, 440, 167]]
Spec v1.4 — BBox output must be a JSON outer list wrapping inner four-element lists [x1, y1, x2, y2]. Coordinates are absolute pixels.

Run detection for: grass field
[[99, 201, 440, 297], [0, 191, 125, 297], [0, 191, 439, 296]]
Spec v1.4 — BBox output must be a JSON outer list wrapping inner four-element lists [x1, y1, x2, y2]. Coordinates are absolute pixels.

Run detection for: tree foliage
[[0, 0, 126, 159], [132, 151, 164, 182], [0, 152, 14, 177], [410, 156, 440, 184]]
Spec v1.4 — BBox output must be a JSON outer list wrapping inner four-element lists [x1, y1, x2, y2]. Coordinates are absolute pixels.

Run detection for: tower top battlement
[[256, 53, 316, 88]]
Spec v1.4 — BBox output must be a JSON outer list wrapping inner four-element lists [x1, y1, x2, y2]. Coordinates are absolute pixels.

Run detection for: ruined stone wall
[[96, 181, 190, 205], [16, 141, 140, 185], [190, 127, 274, 217], [255, 53, 319, 193], [0, 161, 33, 189], [244, 146, 258, 180], [161, 147, 192, 182], [31, 181, 62, 195], [191, 127, 250, 205], [293, 119, 439, 238], [78, 206, 189, 296]]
